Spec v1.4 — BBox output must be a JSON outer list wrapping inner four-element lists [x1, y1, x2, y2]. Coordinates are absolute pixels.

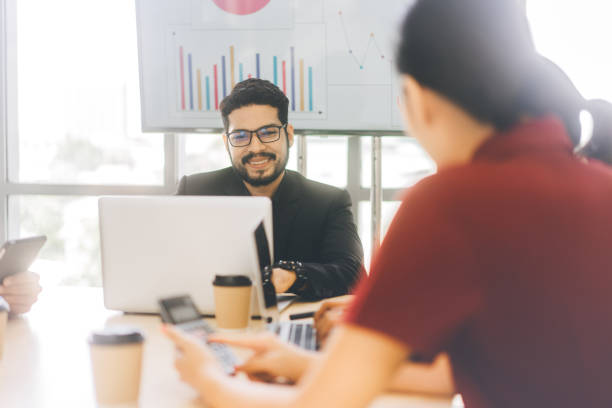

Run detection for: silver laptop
[[99, 196, 273, 314], [250, 222, 317, 350]]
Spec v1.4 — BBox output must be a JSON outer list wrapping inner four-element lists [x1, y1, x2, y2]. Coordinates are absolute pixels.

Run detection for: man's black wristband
[[271, 260, 308, 294]]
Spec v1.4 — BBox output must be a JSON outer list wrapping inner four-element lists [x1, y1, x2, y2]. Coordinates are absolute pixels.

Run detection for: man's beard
[[231, 148, 289, 187]]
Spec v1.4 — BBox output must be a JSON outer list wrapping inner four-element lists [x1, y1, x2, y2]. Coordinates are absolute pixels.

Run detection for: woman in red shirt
[[164, 0, 612, 406]]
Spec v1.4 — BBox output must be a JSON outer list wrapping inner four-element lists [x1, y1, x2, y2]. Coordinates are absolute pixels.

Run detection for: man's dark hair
[[219, 78, 289, 132]]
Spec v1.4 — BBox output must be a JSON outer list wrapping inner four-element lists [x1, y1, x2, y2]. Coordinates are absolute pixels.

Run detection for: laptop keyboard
[[178, 320, 237, 375], [270, 322, 317, 351]]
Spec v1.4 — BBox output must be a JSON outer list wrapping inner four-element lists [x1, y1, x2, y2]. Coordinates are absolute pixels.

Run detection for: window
[[306, 136, 348, 188], [182, 134, 229, 176], [361, 137, 435, 189], [12, 195, 100, 287], [526, 1, 612, 103], [358, 200, 402, 270], [6, 1, 608, 286], [13, 0, 164, 185], [358, 136, 434, 269], [3, 0, 170, 286]]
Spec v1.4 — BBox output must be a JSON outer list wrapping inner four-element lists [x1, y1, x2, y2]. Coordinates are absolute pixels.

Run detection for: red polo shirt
[[346, 117, 612, 408]]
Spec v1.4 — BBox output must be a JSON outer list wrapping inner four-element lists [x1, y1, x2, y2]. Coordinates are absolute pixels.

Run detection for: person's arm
[[313, 296, 353, 344], [387, 354, 455, 396], [210, 330, 454, 396], [164, 323, 409, 408], [208, 332, 316, 383], [0, 271, 42, 314], [288, 190, 365, 300]]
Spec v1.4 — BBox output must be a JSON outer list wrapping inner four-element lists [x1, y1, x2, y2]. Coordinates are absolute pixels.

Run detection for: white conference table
[[0, 287, 458, 407]]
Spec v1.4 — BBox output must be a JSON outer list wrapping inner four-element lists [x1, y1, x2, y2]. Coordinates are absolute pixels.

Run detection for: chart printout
[[137, 0, 412, 132]]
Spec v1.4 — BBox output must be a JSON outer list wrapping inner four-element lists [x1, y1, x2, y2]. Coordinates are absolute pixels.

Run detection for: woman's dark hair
[[220, 78, 289, 132], [397, 0, 612, 163]]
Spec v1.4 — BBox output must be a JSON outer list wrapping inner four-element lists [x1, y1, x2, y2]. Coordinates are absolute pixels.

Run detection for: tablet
[[0, 236, 47, 282]]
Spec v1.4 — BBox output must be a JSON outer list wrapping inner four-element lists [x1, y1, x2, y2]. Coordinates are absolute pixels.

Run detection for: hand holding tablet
[[0, 236, 46, 283], [0, 236, 46, 314]]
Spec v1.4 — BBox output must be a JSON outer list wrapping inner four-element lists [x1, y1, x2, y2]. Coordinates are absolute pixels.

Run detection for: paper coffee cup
[[88, 326, 144, 405], [213, 275, 252, 329], [0, 296, 9, 360]]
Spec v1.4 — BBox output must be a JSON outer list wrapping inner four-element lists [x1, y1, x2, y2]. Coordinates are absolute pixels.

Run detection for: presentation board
[[136, 0, 413, 133]]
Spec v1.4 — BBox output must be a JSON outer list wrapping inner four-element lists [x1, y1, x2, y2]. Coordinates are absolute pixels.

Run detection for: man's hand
[[162, 325, 224, 390], [314, 296, 354, 345], [0, 271, 42, 314], [209, 332, 315, 383], [270, 268, 297, 293]]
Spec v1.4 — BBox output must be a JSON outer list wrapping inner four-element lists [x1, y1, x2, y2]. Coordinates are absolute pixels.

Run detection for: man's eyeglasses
[[227, 124, 287, 147]]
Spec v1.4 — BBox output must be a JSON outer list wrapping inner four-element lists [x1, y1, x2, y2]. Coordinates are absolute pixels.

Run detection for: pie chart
[[211, 0, 271, 15]]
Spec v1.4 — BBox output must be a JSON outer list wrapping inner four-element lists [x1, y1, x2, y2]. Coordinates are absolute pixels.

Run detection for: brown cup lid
[[89, 326, 144, 345], [212, 275, 252, 287]]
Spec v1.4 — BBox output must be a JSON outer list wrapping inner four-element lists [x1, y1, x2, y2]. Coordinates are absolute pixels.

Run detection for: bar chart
[[171, 25, 326, 119], [138, 0, 411, 131]]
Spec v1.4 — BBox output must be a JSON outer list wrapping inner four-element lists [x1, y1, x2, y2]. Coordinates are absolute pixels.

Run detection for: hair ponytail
[[577, 99, 612, 164], [519, 57, 584, 146], [526, 58, 612, 164]]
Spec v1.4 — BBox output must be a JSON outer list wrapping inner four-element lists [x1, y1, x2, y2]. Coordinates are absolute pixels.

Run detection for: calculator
[[158, 295, 237, 375]]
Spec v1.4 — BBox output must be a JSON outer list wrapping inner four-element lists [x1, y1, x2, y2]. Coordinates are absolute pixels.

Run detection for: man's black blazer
[[177, 167, 364, 299]]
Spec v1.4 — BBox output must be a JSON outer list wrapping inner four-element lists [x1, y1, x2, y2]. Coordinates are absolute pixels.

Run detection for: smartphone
[[0, 236, 47, 283]]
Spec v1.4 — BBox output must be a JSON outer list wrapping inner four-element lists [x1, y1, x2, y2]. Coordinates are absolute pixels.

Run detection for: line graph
[[338, 10, 393, 70]]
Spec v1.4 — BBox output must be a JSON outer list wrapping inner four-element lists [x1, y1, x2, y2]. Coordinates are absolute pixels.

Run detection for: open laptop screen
[[254, 222, 278, 310]]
